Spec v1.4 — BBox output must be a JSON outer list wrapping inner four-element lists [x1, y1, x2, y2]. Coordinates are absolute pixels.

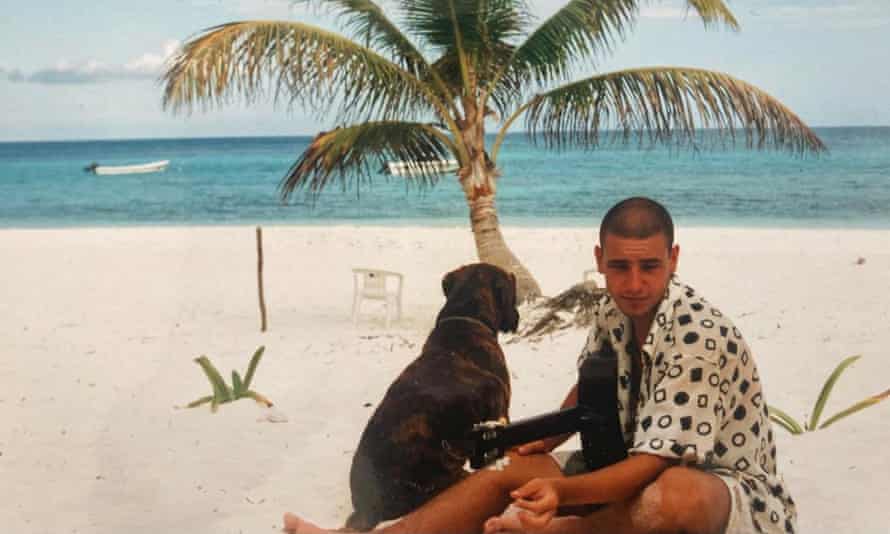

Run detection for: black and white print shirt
[[579, 277, 797, 534]]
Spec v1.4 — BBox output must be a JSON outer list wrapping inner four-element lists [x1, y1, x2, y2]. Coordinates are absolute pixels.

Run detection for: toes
[[282, 513, 300, 532], [483, 517, 503, 534]]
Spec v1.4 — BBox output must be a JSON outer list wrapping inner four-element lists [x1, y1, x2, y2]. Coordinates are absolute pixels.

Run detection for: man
[[284, 197, 795, 534]]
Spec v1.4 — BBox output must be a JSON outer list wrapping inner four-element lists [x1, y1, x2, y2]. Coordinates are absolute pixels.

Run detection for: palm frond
[[279, 121, 459, 201], [309, 0, 428, 74], [399, 0, 476, 52], [522, 67, 826, 154], [686, 0, 739, 29], [497, 0, 637, 90], [487, 0, 737, 116], [399, 0, 527, 90], [308, 0, 461, 113], [161, 21, 439, 124]]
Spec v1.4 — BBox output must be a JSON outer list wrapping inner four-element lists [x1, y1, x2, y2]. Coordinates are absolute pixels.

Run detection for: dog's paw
[[487, 456, 511, 471]]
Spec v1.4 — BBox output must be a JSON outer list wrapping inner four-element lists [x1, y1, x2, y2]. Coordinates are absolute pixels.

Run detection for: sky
[[1, 0, 888, 142]]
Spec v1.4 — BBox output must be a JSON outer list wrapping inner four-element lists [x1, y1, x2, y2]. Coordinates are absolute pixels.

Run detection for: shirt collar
[[641, 275, 684, 355], [602, 275, 684, 361]]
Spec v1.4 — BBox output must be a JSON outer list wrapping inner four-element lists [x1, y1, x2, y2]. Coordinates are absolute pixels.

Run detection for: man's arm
[[507, 452, 672, 529], [554, 452, 671, 505]]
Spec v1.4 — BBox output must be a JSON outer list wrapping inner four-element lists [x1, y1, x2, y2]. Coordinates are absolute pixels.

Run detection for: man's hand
[[510, 478, 561, 531]]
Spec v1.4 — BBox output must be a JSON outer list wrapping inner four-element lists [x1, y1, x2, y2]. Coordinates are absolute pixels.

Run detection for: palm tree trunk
[[460, 167, 542, 302], [457, 105, 542, 302]]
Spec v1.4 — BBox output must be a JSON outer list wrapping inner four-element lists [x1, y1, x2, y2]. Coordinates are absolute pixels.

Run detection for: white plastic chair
[[352, 268, 404, 328]]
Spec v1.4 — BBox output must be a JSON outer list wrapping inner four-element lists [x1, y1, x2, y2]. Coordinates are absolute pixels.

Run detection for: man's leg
[[283, 452, 565, 534], [577, 466, 731, 534], [484, 465, 730, 534]]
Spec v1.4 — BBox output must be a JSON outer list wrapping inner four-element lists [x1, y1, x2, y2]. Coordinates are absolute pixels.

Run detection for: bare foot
[[484, 511, 590, 534], [483, 505, 524, 534], [483, 515, 523, 534], [282, 512, 330, 534]]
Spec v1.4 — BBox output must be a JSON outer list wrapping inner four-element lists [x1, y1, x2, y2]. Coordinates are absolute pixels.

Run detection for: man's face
[[595, 232, 679, 322]]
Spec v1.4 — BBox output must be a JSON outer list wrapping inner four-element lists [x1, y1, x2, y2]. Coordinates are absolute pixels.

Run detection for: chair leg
[[352, 295, 360, 326]]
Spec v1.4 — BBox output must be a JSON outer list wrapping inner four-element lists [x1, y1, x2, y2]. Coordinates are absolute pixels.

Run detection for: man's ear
[[594, 245, 605, 273], [669, 244, 680, 275]]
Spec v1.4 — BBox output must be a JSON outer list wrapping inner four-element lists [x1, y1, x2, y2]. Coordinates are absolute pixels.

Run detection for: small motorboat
[[84, 160, 170, 175], [385, 159, 459, 176]]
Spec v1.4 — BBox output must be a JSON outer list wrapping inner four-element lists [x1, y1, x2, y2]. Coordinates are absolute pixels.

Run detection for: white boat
[[385, 159, 459, 176], [85, 160, 170, 175]]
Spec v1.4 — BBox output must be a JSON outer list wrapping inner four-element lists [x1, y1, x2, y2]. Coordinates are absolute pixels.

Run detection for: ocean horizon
[[2, 127, 889, 229]]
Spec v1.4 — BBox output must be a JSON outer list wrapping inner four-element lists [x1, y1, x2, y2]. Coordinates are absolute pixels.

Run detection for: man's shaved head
[[599, 197, 674, 249]]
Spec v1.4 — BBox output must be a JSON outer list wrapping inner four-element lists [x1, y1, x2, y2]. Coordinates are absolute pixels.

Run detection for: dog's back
[[346, 263, 518, 530]]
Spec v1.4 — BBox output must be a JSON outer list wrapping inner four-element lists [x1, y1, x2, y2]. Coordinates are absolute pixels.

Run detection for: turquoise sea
[[1, 127, 888, 228]]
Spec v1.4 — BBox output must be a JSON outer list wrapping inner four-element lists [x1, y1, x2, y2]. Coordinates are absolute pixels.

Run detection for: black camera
[[468, 343, 627, 470]]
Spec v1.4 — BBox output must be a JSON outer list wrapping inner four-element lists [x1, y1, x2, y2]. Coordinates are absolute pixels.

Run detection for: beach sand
[[2, 225, 888, 533]]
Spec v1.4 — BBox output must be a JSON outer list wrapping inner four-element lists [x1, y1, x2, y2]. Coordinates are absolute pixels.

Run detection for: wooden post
[[256, 226, 268, 332]]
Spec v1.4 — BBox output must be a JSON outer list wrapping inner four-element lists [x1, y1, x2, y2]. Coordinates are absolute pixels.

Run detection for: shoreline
[[4, 125, 889, 144], [3, 218, 890, 231]]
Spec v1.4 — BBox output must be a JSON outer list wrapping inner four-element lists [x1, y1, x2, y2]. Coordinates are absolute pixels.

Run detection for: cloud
[[746, 3, 890, 29], [123, 40, 182, 76], [190, 0, 301, 18], [1, 67, 26, 83], [640, 6, 701, 21], [6, 40, 181, 85], [639, 1, 890, 29]]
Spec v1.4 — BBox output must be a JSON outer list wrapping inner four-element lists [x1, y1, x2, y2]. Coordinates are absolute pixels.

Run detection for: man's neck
[[632, 314, 655, 349]]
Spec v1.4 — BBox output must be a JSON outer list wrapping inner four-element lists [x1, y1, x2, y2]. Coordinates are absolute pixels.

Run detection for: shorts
[[550, 449, 589, 476], [549, 450, 756, 534]]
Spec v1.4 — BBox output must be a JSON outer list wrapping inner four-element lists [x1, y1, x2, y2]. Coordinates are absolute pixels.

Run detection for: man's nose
[[627, 267, 644, 292]]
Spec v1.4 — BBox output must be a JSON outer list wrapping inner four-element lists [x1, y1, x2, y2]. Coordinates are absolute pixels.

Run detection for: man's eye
[[641, 263, 660, 271]]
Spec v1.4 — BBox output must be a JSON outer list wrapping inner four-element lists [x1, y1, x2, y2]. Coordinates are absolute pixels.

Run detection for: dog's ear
[[495, 271, 520, 333], [442, 269, 457, 297]]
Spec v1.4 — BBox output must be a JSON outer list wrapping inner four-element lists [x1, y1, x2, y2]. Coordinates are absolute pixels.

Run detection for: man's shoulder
[[663, 279, 749, 363]]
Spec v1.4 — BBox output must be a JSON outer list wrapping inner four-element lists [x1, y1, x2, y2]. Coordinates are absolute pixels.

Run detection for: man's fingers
[[512, 487, 557, 515], [516, 441, 544, 455], [510, 482, 536, 500], [514, 495, 552, 515], [510, 487, 543, 504]]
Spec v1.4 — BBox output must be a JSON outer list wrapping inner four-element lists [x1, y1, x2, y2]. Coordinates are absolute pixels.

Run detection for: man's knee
[[630, 466, 729, 534]]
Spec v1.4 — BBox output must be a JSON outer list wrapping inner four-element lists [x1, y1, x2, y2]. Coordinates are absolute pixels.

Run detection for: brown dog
[[345, 263, 519, 530]]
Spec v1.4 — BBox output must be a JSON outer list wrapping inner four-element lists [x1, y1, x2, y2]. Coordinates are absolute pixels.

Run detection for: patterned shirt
[[579, 277, 797, 534]]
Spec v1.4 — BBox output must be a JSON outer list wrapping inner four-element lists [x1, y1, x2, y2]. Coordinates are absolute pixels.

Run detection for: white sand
[[1, 225, 888, 533]]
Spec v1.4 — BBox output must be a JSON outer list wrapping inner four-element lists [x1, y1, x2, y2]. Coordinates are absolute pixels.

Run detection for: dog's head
[[440, 263, 519, 333]]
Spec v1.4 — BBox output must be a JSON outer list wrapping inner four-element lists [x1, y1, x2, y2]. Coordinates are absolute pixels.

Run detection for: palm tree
[[162, 0, 825, 301]]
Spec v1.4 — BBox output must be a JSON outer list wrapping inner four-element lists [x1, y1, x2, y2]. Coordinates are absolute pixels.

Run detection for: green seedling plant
[[186, 345, 273, 412], [768, 355, 890, 434]]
